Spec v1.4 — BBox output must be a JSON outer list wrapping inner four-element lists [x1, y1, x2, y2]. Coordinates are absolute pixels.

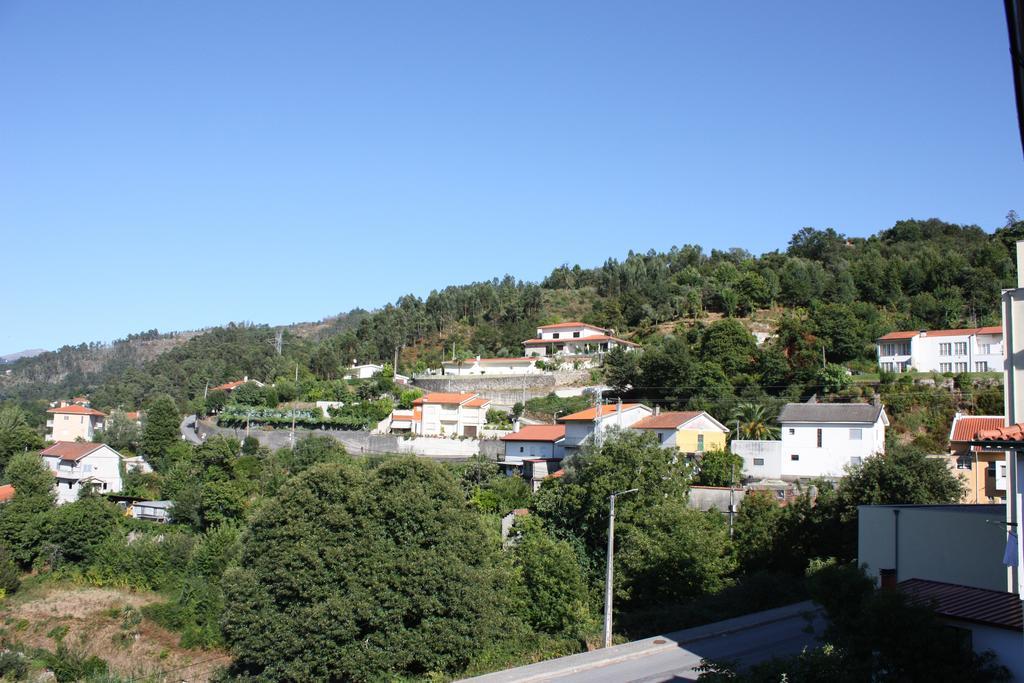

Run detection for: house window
[[980, 343, 992, 354], [975, 362, 989, 372], [64, 416, 69, 421], [519, 446, 524, 453], [850, 456, 863, 467], [940, 363, 952, 373], [939, 343, 952, 356], [849, 428, 862, 440], [753, 458, 765, 466], [791, 454, 799, 461], [83, 464, 92, 473], [954, 342, 968, 356], [816, 429, 822, 448], [573, 332, 580, 338], [987, 462, 997, 478], [881, 362, 894, 372], [697, 434, 705, 452], [955, 362, 967, 373], [788, 428, 795, 435], [956, 456, 972, 470], [552, 333, 560, 339]]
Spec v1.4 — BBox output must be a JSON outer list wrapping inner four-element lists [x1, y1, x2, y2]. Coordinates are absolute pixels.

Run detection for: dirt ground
[[0, 584, 231, 682]]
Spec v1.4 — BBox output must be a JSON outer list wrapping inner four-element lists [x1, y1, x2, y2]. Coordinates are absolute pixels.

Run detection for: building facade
[[877, 327, 1003, 374], [40, 442, 124, 505], [947, 413, 1007, 503], [558, 403, 653, 452], [630, 410, 729, 453], [523, 322, 639, 358], [441, 356, 543, 376], [45, 405, 107, 442], [409, 392, 491, 437]]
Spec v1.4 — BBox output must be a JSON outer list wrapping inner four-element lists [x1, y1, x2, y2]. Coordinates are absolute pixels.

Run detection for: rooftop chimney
[[879, 568, 897, 591], [513, 419, 521, 433], [654, 405, 660, 416]]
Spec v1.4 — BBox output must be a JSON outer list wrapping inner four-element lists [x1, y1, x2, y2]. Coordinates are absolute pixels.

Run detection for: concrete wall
[[197, 421, 502, 461], [858, 504, 1009, 592], [688, 486, 746, 513], [732, 440, 783, 480], [964, 622, 1024, 681], [412, 370, 592, 409]]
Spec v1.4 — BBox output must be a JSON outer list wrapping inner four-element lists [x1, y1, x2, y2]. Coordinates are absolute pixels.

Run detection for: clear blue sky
[[2, 1, 1022, 353]]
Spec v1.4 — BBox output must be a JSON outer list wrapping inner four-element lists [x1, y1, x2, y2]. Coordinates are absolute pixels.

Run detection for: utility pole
[[290, 363, 298, 449], [729, 458, 736, 539], [604, 488, 638, 648], [275, 330, 283, 356]]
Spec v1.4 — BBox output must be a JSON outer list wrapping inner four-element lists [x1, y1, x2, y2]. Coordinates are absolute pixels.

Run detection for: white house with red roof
[[558, 402, 653, 452], [877, 327, 1003, 374], [630, 410, 729, 454], [40, 442, 124, 504], [46, 405, 107, 442], [501, 424, 567, 491], [406, 392, 491, 437], [523, 322, 640, 358], [441, 356, 543, 376], [211, 376, 265, 393]]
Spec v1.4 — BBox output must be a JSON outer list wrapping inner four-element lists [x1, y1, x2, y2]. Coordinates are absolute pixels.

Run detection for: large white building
[[45, 405, 106, 442], [405, 392, 491, 437], [733, 398, 887, 481], [523, 322, 639, 358], [441, 356, 543, 376], [876, 327, 1003, 374], [40, 442, 124, 505]]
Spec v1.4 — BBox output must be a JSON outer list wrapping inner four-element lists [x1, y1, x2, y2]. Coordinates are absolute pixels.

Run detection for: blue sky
[[1, 1, 1022, 353]]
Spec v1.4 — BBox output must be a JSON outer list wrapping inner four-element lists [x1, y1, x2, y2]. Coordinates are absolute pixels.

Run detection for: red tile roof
[[878, 326, 1003, 341], [877, 330, 920, 341], [413, 392, 480, 405], [547, 469, 565, 479], [523, 334, 639, 346], [949, 415, 1005, 444], [975, 423, 1024, 444], [977, 326, 1003, 335], [443, 357, 537, 364], [211, 379, 248, 392], [899, 578, 1023, 632], [465, 397, 491, 408], [559, 404, 648, 421], [538, 322, 610, 331], [632, 411, 706, 430], [0, 485, 15, 503], [502, 425, 566, 442], [46, 405, 106, 417], [40, 442, 107, 462]]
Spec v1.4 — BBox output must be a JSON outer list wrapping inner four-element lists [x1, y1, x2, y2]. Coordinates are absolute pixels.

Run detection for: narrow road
[[180, 415, 203, 444]]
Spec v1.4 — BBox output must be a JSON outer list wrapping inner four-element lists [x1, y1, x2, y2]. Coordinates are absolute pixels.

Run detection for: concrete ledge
[[459, 601, 818, 683]]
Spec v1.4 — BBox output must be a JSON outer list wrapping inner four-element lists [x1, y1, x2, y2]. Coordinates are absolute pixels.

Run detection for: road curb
[[459, 601, 818, 683]]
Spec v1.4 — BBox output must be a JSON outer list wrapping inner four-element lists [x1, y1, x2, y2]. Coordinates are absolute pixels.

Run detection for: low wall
[[688, 486, 747, 513], [412, 370, 593, 408], [197, 420, 502, 461]]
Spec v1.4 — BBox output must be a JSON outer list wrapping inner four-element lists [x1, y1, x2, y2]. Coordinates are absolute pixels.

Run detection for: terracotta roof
[[899, 578, 1023, 632], [547, 469, 565, 479], [538, 322, 610, 331], [975, 423, 1024, 444], [465, 397, 491, 407], [949, 415, 1005, 444], [502, 425, 566, 442], [877, 330, 919, 341], [523, 335, 639, 346], [40, 442, 106, 462], [977, 326, 1003, 335], [46, 405, 106, 417], [632, 411, 705, 430], [0, 485, 15, 503], [211, 379, 248, 392], [443, 357, 537, 364], [559, 404, 649, 422], [413, 392, 479, 405], [124, 411, 141, 421]]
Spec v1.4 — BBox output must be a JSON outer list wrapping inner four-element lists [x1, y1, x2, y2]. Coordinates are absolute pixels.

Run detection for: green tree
[[47, 493, 121, 565], [0, 405, 42, 475], [817, 363, 852, 394], [732, 492, 784, 573], [98, 409, 142, 452], [694, 449, 744, 487], [204, 389, 228, 415], [699, 319, 757, 377], [141, 394, 181, 470], [222, 459, 512, 681], [0, 452, 56, 565], [283, 435, 348, 476], [230, 382, 265, 407], [731, 403, 780, 440]]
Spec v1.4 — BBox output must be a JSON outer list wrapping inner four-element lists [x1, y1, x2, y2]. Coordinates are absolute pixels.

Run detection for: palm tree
[[731, 403, 780, 440]]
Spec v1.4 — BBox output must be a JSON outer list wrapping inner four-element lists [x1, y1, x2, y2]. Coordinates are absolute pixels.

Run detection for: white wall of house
[[731, 440, 783, 479], [42, 446, 123, 505], [344, 364, 383, 379], [857, 504, 1008, 591], [537, 324, 609, 341], [778, 419, 885, 478], [878, 330, 1004, 374], [417, 402, 488, 437], [503, 440, 563, 464], [442, 358, 543, 376], [960, 622, 1024, 681], [562, 406, 653, 450]]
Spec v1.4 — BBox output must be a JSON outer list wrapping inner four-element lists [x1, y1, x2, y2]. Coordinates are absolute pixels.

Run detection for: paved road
[[461, 602, 822, 683], [551, 611, 820, 683], [180, 415, 203, 444]]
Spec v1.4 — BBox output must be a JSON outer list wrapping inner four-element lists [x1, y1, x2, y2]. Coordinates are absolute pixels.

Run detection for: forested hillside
[[2, 217, 1020, 414]]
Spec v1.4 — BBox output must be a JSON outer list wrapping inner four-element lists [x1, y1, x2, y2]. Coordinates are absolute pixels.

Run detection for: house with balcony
[[630, 410, 729, 454], [732, 397, 887, 481], [45, 405, 107, 442], [40, 442, 124, 505], [557, 402, 653, 452], [877, 327, 1004, 374], [522, 322, 639, 358], [407, 392, 491, 437]]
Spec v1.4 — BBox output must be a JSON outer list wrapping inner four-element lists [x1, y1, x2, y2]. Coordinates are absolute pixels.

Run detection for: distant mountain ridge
[[0, 349, 46, 363]]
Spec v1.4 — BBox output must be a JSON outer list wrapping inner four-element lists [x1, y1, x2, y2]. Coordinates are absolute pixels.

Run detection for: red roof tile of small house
[[46, 405, 107, 417], [40, 442, 107, 462], [949, 415, 1005, 444], [974, 423, 1024, 443], [413, 392, 479, 405], [0, 485, 15, 502], [547, 469, 565, 479], [465, 397, 491, 407], [878, 327, 1003, 341], [899, 578, 1023, 632], [877, 330, 920, 341], [502, 425, 566, 442], [632, 411, 706, 430], [211, 379, 249, 392], [559, 404, 648, 421], [523, 334, 639, 346], [538, 322, 610, 331]]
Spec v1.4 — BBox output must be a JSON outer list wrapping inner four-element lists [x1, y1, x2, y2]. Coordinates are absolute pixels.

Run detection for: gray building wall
[[858, 504, 1009, 592], [688, 486, 746, 513]]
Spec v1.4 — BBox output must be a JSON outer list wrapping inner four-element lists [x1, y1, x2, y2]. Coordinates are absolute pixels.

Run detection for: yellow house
[[631, 410, 729, 453]]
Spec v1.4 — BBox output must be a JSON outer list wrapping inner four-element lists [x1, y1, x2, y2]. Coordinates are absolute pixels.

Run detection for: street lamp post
[[604, 487, 638, 648]]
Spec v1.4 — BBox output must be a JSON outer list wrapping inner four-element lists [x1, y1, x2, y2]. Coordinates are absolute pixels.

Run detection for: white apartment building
[[409, 392, 491, 437], [557, 403, 653, 452], [733, 398, 887, 481], [877, 327, 1003, 374], [45, 405, 107, 442], [40, 442, 124, 505], [523, 322, 639, 357], [441, 356, 543, 376]]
